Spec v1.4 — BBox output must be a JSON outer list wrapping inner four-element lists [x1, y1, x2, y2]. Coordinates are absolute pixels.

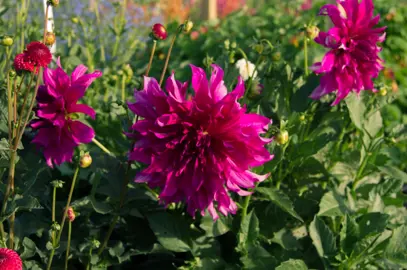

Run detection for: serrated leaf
[[200, 214, 231, 237], [276, 259, 308, 270], [240, 245, 277, 270], [309, 216, 336, 259], [340, 214, 360, 255], [317, 191, 350, 217], [20, 237, 37, 259], [256, 188, 303, 222], [146, 212, 191, 252], [363, 110, 383, 138], [374, 179, 403, 197], [345, 93, 366, 131], [378, 165, 407, 183], [238, 210, 259, 250], [385, 225, 407, 267], [357, 213, 389, 239], [271, 228, 301, 250]]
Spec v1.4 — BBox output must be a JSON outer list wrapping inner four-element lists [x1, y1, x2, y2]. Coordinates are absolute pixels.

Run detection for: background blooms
[[235, 58, 258, 81], [31, 59, 101, 167], [128, 65, 272, 220], [13, 41, 51, 74], [310, 0, 386, 105]]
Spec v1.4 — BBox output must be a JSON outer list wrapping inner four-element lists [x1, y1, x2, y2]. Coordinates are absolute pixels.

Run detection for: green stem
[[86, 247, 93, 270], [145, 40, 157, 76], [121, 75, 126, 102], [6, 47, 12, 144], [240, 194, 252, 222], [304, 37, 309, 76], [64, 222, 72, 270], [352, 154, 369, 191], [52, 186, 56, 245], [93, 0, 106, 63], [97, 215, 119, 256], [92, 138, 115, 157], [47, 166, 80, 270], [159, 29, 181, 86], [275, 144, 288, 190]]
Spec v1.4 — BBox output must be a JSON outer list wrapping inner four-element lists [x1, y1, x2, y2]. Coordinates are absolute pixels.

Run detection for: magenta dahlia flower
[[0, 248, 22, 270], [31, 59, 102, 167], [128, 64, 272, 220], [310, 0, 386, 105]]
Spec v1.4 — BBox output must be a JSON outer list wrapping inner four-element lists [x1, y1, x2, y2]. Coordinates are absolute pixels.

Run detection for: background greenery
[[1, 0, 407, 269]]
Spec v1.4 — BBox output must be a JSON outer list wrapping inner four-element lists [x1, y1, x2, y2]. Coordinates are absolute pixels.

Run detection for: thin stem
[[6, 47, 12, 144], [86, 247, 93, 270], [43, 4, 49, 43], [64, 222, 72, 270], [240, 194, 252, 222], [145, 40, 157, 76], [121, 75, 126, 102], [15, 72, 35, 138], [47, 166, 80, 270], [352, 154, 369, 191], [97, 215, 119, 256], [13, 78, 18, 129], [92, 138, 115, 157], [159, 32, 180, 86], [93, 0, 106, 63], [304, 37, 309, 76], [275, 144, 288, 190], [52, 186, 56, 244]]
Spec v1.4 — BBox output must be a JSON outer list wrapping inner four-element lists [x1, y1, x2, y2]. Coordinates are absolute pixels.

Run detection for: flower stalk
[[159, 26, 183, 86], [64, 221, 72, 270], [145, 40, 157, 76]]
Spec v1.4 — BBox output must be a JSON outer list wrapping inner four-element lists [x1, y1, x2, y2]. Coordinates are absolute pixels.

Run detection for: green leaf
[[374, 179, 403, 197], [238, 210, 259, 249], [317, 191, 350, 217], [276, 259, 308, 270], [357, 213, 389, 239], [271, 228, 301, 250], [309, 216, 336, 259], [291, 74, 319, 112], [1, 195, 42, 222], [146, 212, 192, 253], [385, 225, 407, 267], [90, 172, 114, 214], [256, 187, 303, 222], [345, 93, 366, 131], [378, 165, 407, 183], [340, 214, 360, 255], [241, 245, 277, 270], [20, 237, 37, 259], [363, 110, 383, 138], [200, 215, 231, 237]]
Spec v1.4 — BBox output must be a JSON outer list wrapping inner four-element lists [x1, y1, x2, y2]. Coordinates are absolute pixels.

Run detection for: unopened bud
[[152, 23, 168, 40], [379, 87, 387, 96], [272, 52, 281, 62], [80, 153, 92, 168], [203, 55, 214, 68], [71, 17, 79, 24], [51, 180, 64, 188], [253, 43, 264, 54], [67, 207, 75, 222], [158, 53, 165, 60], [48, 0, 59, 7], [224, 39, 230, 50], [91, 239, 100, 249], [51, 222, 61, 232], [9, 70, 16, 78], [276, 130, 289, 145], [1, 36, 13, 46], [231, 42, 237, 49], [306, 25, 320, 40], [299, 114, 306, 122], [183, 20, 194, 34], [44, 32, 56, 46]]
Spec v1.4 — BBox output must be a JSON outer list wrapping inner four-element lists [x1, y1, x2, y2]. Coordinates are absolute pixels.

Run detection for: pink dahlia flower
[[128, 64, 273, 220], [310, 0, 386, 105], [31, 58, 102, 167], [0, 248, 22, 270]]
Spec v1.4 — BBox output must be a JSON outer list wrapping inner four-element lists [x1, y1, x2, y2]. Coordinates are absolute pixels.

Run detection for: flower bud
[[1, 36, 13, 46], [392, 80, 398, 92], [158, 53, 165, 60], [203, 55, 214, 68], [224, 39, 230, 50], [9, 70, 16, 78], [67, 207, 75, 222], [44, 32, 56, 46], [231, 42, 237, 49], [248, 79, 263, 99], [272, 52, 281, 62], [190, 31, 199, 41], [253, 43, 264, 54], [276, 130, 289, 145], [183, 20, 194, 34], [71, 17, 79, 24], [151, 23, 168, 40], [51, 180, 64, 188], [51, 222, 61, 232], [91, 239, 100, 249], [379, 87, 387, 96], [80, 153, 92, 168], [306, 25, 320, 40], [48, 0, 59, 7]]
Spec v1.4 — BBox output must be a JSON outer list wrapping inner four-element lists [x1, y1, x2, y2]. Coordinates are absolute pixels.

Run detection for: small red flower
[[24, 41, 52, 67], [0, 248, 23, 270], [13, 53, 35, 73], [151, 23, 168, 40]]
